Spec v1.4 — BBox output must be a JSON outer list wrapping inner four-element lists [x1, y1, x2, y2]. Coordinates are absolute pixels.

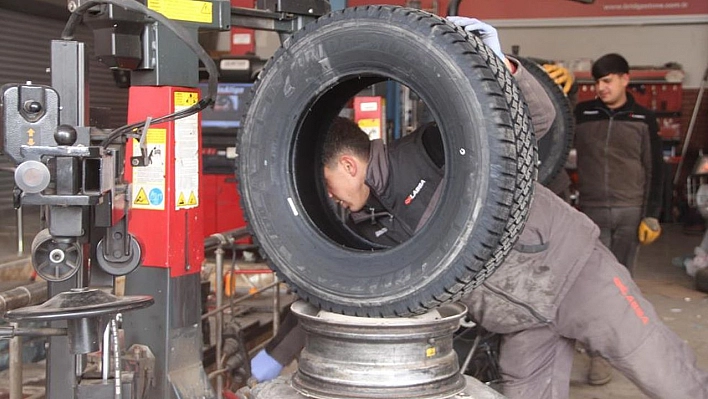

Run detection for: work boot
[[588, 356, 613, 386]]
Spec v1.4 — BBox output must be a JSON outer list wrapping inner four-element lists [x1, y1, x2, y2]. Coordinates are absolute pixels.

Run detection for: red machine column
[[125, 86, 203, 272], [123, 85, 211, 398]]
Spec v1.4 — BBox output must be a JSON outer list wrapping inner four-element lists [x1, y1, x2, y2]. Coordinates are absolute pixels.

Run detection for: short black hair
[[322, 117, 371, 166], [592, 53, 630, 80]]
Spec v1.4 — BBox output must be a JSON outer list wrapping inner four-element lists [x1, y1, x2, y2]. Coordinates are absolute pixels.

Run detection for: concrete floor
[[1, 220, 707, 398]]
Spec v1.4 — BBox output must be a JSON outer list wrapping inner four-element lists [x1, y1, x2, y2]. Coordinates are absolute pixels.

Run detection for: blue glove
[[446, 17, 505, 62], [250, 349, 283, 382]]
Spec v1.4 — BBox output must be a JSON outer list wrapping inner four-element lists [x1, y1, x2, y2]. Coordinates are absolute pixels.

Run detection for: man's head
[[322, 117, 372, 212], [591, 53, 630, 109]]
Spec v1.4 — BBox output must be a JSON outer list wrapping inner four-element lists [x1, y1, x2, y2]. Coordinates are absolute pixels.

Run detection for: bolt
[[49, 248, 65, 263], [24, 101, 42, 113]]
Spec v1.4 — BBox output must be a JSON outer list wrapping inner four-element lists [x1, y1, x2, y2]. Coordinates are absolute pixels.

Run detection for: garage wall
[[497, 23, 708, 88]]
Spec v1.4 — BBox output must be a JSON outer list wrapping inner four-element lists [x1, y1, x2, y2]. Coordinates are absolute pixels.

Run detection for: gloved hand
[[446, 17, 505, 62], [638, 217, 661, 245], [543, 64, 575, 94], [250, 349, 283, 382]]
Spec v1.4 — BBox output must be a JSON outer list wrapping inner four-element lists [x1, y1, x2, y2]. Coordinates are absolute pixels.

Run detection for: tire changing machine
[[0, 1, 507, 398]]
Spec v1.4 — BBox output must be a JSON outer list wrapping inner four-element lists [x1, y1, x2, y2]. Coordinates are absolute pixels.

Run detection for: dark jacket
[[574, 93, 664, 218], [349, 124, 444, 246]]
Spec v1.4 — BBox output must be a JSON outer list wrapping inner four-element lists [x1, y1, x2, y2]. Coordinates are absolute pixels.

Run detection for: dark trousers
[[582, 206, 642, 275]]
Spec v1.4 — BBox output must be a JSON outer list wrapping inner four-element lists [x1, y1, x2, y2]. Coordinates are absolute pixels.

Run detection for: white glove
[[447, 17, 505, 62]]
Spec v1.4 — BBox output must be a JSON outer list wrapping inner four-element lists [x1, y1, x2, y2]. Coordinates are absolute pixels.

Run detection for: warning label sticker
[[358, 118, 381, 140], [131, 128, 166, 210], [134, 188, 150, 206], [147, 0, 213, 24], [174, 91, 199, 210]]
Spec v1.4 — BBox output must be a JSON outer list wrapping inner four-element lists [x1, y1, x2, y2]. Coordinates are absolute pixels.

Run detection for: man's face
[[595, 73, 629, 109], [323, 155, 370, 212]]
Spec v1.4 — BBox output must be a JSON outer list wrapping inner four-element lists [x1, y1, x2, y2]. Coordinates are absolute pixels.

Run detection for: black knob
[[24, 101, 43, 113], [55, 125, 78, 145]]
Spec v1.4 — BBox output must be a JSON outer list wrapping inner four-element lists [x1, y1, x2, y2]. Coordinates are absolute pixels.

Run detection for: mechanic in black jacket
[[251, 20, 708, 399], [574, 53, 665, 276], [574, 54, 666, 386]]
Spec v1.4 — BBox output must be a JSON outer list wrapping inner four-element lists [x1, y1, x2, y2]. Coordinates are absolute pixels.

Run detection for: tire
[[237, 6, 522, 316], [517, 57, 575, 186], [464, 36, 537, 290]]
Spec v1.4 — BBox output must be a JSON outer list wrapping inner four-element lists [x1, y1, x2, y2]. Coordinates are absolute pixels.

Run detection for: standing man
[[574, 53, 665, 385], [575, 53, 664, 272]]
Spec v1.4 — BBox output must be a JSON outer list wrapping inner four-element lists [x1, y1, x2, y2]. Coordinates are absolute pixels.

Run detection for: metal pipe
[[9, 322, 22, 399], [460, 330, 482, 375], [0, 282, 48, 313], [0, 327, 67, 338], [204, 228, 249, 251], [16, 206, 23, 256], [215, 246, 224, 399], [202, 280, 279, 320], [111, 318, 121, 399], [75, 353, 82, 379], [272, 277, 280, 337], [208, 368, 229, 381], [102, 322, 110, 381]]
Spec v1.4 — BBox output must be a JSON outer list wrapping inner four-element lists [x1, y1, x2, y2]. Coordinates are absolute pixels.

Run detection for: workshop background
[[0, 0, 707, 398], [1, 0, 707, 223]]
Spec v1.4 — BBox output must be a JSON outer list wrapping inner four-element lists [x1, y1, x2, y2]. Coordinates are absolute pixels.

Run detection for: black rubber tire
[[237, 6, 523, 316], [465, 37, 537, 291], [517, 57, 575, 186]]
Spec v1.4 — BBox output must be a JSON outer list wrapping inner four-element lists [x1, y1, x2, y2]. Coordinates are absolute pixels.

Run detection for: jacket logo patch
[[405, 179, 426, 205], [583, 110, 600, 115], [613, 277, 649, 325], [630, 113, 646, 120]]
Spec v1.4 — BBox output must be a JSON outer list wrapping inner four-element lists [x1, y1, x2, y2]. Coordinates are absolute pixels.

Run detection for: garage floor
[[1, 218, 707, 398]]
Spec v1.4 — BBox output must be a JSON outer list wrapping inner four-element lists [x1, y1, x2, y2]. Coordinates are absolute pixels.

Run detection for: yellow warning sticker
[[177, 192, 186, 206], [174, 91, 199, 107], [131, 129, 166, 210], [145, 128, 167, 144], [426, 347, 437, 357], [147, 0, 213, 24], [358, 118, 382, 140], [134, 188, 150, 205], [188, 191, 198, 206]]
